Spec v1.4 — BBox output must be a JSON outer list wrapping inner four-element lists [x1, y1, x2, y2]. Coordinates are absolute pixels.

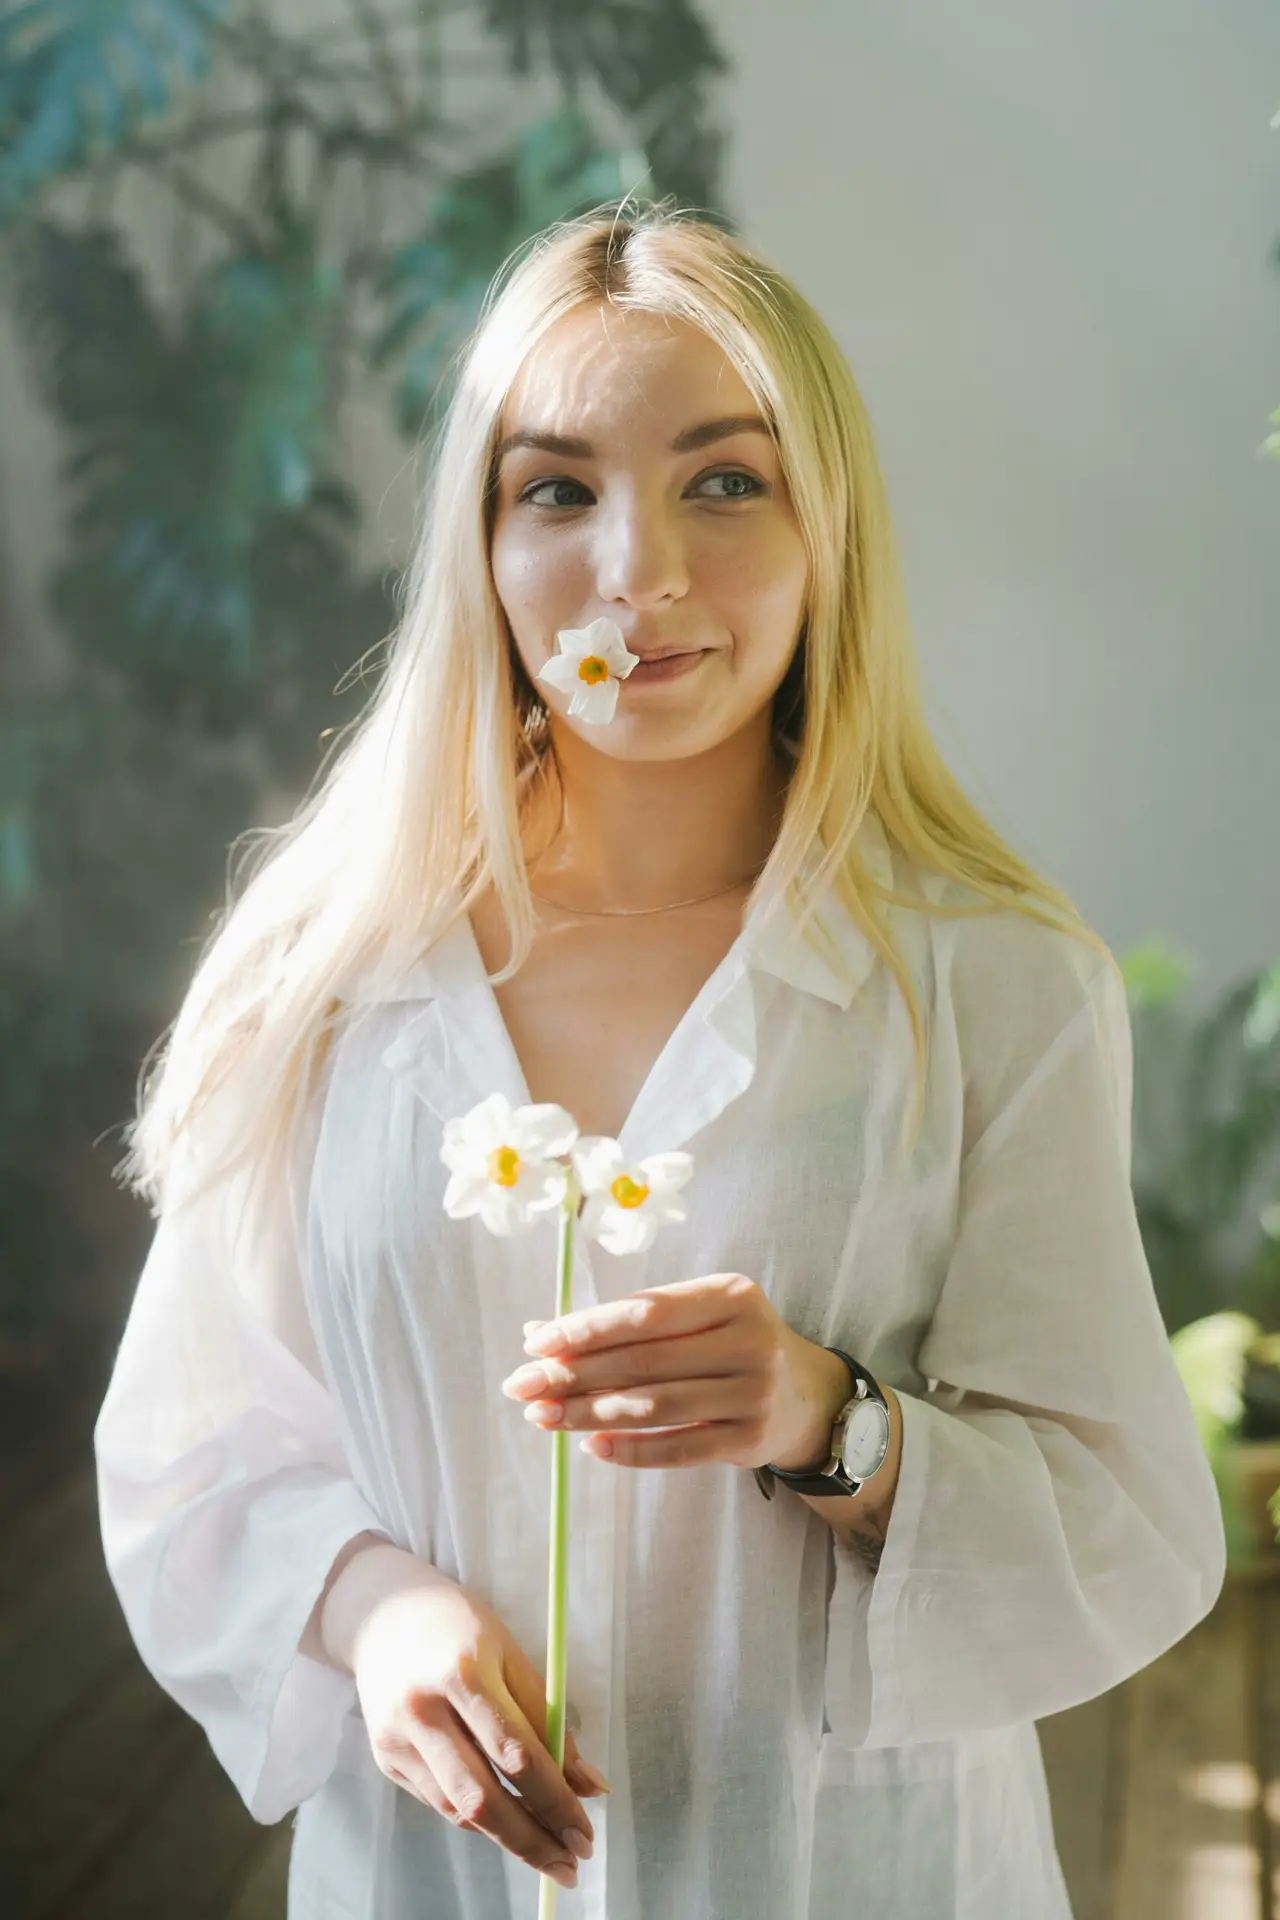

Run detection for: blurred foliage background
[[0, 6, 1277, 1565], [0, 0, 732, 1354]]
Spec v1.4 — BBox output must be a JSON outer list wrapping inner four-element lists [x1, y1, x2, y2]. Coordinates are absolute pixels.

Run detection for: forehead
[[498, 304, 755, 439]]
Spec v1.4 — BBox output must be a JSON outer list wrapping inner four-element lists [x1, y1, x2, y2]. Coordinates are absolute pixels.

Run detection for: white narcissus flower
[[572, 1136, 694, 1255], [536, 617, 640, 725], [441, 1093, 578, 1236]]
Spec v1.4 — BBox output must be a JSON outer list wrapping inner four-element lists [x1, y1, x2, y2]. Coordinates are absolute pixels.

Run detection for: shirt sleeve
[[823, 925, 1227, 1749], [93, 1060, 391, 1823]]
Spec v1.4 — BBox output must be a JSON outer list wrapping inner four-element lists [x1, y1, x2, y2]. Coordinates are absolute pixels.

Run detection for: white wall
[[2, 0, 1277, 994], [704, 0, 1280, 996]]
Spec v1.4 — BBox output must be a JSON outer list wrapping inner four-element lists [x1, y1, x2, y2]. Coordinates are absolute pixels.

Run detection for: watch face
[[842, 1399, 891, 1479]]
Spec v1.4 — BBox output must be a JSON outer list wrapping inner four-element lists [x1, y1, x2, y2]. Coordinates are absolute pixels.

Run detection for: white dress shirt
[[94, 809, 1226, 1919]]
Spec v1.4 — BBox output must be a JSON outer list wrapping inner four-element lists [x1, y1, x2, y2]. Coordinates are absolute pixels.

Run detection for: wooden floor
[[2, 1347, 1278, 1919]]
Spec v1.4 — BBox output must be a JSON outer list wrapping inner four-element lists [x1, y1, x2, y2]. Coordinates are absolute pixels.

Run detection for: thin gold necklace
[[528, 867, 763, 918]]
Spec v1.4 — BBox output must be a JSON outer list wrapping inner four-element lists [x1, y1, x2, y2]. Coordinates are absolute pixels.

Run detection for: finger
[[529, 1375, 751, 1433], [507, 1325, 755, 1400], [523, 1274, 756, 1361], [563, 1730, 611, 1796], [412, 1710, 583, 1882], [381, 1745, 456, 1818], [450, 1659, 595, 1850], [580, 1418, 757, 1468]]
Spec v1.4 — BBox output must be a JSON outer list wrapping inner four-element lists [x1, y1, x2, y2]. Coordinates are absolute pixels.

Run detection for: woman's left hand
[[499, 1273, 841, 1471]]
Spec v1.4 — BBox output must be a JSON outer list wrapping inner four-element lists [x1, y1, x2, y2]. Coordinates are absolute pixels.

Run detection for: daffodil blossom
[[572, 1136, 695, 1255], [438, 1094, 693, 1912], [536, 617, 640, 725], [440, 1093, 578, 1236]]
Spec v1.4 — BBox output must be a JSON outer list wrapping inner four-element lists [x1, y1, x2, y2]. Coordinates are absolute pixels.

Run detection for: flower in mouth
[[536, 617, 641, 725], [571, 1136, 695, 1255], [441, 1093, 578, 1235]]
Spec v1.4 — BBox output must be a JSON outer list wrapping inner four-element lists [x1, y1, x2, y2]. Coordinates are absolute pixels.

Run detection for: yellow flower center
[[610, 1173, 650, 1210], [577, 654, 609, 685], [487, 1145, 521, 1188]]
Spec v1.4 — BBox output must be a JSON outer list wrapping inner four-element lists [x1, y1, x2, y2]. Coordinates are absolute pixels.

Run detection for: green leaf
[[514, 103, 640, 231], [193, 240, 339, 533], [0, 0, 226, 211], [0, 801, 36, 910], [1170, 1310, 1261, 1440], [1170, 1310, 1263, 1568], [478, 1, 728, 206], [13, 218, 338, 684], [480, 0, 726, 116], [372, 105, 632, 436], [1243, 964, 1280, 1052], [1120, 937, 1193, 1010]]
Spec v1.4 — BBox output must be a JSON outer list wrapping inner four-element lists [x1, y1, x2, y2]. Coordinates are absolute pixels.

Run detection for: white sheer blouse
[[94, 810, 1225, 1919]]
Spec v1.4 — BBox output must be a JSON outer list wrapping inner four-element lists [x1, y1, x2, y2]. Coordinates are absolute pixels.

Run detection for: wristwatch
[[753, 1347, 892, 1501]]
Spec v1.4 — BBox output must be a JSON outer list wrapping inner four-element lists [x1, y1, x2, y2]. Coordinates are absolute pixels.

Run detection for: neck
[[525, 713, 791, 910]]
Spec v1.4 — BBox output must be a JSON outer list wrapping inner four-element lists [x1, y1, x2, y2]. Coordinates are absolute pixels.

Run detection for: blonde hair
[[118, 197, 1112, 1222]]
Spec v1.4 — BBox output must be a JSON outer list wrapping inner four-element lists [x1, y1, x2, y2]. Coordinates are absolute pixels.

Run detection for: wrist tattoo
[[838, 1522, 884, 1573]]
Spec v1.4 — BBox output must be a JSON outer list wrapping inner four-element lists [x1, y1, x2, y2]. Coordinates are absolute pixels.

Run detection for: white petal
[[595, 1205, 659, 1256], [536, 654, 582, 695], [551, 624, 593, 660], [556, 617, 621, 660], [638, 1151, 695, 1194], [579, 1193, 612, 1239], [442, 1094, 513, 1171], [510, 1103, 579, 1158], [461, 1092, 513, 1150], [572, 1135, 626, 1192], [511, 1160, 568, 1212], [440, 1117, 482, 1175], [599, 632, 641, 677], [442, 1169, 489, 1218], [639, 1191, 688, 1229], [479, 1187, 541, 1236], [572, 677, 620, 725]]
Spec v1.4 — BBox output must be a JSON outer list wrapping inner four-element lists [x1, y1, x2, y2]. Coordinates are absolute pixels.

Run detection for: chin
[[569, 705, 751, 764]]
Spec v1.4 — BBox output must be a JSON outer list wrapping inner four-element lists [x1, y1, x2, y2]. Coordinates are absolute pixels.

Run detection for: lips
[[625, 648, 708, 685]]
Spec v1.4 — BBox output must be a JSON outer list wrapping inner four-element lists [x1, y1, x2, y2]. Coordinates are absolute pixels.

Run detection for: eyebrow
[[493, 413, 774, 465]]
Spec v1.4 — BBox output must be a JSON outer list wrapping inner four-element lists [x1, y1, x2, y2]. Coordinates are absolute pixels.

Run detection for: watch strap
[[754, 1347, 887, 1499]]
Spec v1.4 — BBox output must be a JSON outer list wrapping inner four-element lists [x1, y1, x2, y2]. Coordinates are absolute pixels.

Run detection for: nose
[[593, 492, 689, 610]]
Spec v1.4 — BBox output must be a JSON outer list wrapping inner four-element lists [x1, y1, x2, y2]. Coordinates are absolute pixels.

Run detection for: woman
[[95, 203, 1225, 1919]]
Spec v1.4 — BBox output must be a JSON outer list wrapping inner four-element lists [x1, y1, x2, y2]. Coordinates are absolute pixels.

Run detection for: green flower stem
[[539, 1178, 578, 1918]]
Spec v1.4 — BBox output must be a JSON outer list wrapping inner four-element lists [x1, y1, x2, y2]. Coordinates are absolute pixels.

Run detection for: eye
[[516, 469, 767, 511], [695, 469, 767, 502], [518, 477, 592, 510]]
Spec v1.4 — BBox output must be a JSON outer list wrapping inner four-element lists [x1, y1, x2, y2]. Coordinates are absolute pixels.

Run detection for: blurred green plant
[[0, 0, 732, 1342], [1169, 1311, 1260, 1569], [1125, 938, 1280, 1564], [1123, 940, 1280, 1338]]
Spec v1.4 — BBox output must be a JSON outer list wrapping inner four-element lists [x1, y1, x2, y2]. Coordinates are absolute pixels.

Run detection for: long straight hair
[[118, 199, 1111, 1227]]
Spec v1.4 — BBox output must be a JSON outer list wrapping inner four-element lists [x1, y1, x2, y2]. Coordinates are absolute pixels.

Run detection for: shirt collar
[[348, 808, 894, 1013], [742, 808, 893, 1011]]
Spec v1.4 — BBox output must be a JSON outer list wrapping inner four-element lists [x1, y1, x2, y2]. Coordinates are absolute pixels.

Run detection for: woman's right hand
[[327, 1543, 603, 1891]]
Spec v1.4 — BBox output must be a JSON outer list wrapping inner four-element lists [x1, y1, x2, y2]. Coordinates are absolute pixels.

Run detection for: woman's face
[[488, 304, 808, 762]]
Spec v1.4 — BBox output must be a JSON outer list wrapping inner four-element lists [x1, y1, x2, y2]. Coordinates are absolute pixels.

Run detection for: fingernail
[[548, 1861, 578, 1888], [576, 1761, 612, 1794], [527, 1326, 567, 1354], [562, 1825, 593, 1860], [523, 1320, 548, 1336]]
